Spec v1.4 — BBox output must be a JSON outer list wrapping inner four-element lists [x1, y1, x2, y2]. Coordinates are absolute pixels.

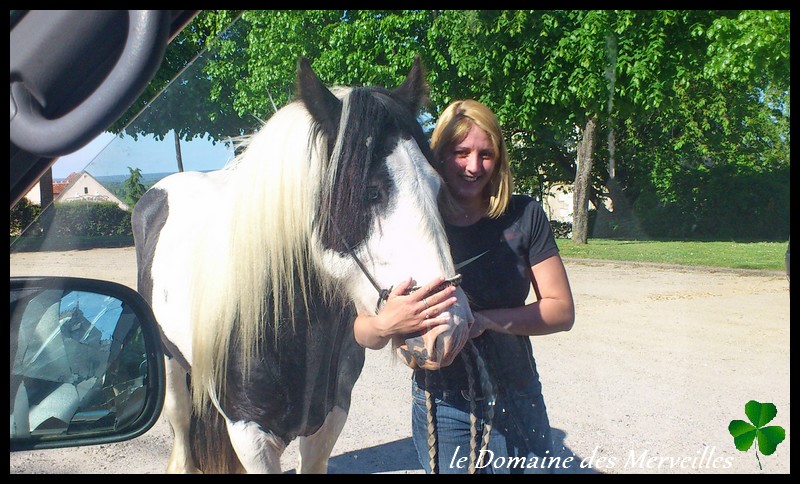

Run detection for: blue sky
[[52, 130, 235, 180]]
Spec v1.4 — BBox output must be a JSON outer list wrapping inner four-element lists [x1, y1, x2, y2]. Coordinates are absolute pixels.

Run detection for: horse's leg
[[224, 419, 285, 473], [163, 357, 201, 474], [296, 406, 349, 474]]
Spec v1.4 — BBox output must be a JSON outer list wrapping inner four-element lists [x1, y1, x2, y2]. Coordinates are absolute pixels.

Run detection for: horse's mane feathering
[[188, 92, 350, 411]]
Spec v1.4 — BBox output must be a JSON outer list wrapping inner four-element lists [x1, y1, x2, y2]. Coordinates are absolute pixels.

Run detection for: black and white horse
[[132, 57, 472, 473]]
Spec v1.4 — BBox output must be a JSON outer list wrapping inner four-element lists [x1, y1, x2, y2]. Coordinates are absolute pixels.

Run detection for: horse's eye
[[366, 186, 381, 202]]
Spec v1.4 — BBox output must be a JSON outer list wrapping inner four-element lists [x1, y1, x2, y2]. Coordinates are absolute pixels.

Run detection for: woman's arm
[[353, 276, 459, 350], [471, 254, 575, 338]]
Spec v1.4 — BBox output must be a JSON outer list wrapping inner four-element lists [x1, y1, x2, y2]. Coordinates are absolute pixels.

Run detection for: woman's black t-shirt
[[414, 194, 559, 394]]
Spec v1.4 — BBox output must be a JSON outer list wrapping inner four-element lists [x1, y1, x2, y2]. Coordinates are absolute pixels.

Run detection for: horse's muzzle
[[396, 273, 470, 370], [397, 335, 451, 370]]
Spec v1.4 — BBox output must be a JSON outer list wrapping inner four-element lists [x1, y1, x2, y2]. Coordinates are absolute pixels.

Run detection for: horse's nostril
[[399, 335, 429, 366]]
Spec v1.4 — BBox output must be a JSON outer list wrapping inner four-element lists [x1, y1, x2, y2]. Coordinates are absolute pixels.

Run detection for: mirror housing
[[10, 276, 165, 451]]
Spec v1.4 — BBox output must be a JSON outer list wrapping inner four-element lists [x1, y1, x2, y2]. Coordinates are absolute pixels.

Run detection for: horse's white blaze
[[309, 137, 472, 365]]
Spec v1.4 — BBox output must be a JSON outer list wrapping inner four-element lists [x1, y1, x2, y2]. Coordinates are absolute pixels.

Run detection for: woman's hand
[[353, 276, 459, 350], [376, 276, 458, 338]]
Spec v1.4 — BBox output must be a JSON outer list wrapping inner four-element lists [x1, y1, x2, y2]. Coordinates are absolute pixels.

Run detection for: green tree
[[123, 167, 147, 209], [201, 10, 433, 120], [614, 10, 789, 240], [111, 10, 789, 241], [10, 197, 42, 237], [424, 10, 688, 242], [109, 11, 250, 172], [426, 10, 788, 242]]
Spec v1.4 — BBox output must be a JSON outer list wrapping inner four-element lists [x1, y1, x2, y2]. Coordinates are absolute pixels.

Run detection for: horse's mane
[[186, 59, 440, 409], [189, 90, 352, 411]]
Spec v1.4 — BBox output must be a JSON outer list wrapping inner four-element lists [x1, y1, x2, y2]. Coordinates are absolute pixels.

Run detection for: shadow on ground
[[550, 427, 603, 474], [284, 428, 602, 474], [281, 438, 421, 474]]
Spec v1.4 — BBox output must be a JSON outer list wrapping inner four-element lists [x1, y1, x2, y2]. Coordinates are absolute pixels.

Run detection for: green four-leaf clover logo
[[728, 400, 785, 470]]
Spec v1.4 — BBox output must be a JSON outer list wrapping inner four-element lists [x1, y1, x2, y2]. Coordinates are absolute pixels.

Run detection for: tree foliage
[[110, 10, 252, 143], [117, 10, 789, 241], [122, 167, 147, 209], [10, 197, 42, 237]]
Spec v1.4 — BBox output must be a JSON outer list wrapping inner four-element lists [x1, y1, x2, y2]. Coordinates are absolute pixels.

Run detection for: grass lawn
[[557, 239, 788, 271]]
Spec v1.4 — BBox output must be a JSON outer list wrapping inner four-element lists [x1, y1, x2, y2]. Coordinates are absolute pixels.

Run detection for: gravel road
[[10, 248, 791, 474]]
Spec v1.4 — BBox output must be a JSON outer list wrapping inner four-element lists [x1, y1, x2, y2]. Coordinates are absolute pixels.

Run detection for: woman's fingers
[[385, 276, 459, 327], [390, 277, 415, 296], [430, 285, 457, 305], [418, 285, 457, 315], [418, 276, 446, 297], [420, 295, 457, 319]]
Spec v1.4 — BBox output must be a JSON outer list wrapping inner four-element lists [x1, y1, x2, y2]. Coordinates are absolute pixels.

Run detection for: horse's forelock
[[317, 87, 412, 253]]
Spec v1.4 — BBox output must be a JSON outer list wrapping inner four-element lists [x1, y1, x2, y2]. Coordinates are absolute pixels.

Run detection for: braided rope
[[461, 348, 479, 473], [424, 369, 438, 474], [423, 341, 495, 474], [469, 341, 495, 470]]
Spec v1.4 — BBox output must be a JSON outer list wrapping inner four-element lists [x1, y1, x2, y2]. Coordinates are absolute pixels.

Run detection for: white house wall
[[56, 173, 129, 211], [541, 182, 613, 224], [542, 184, 574, 223]]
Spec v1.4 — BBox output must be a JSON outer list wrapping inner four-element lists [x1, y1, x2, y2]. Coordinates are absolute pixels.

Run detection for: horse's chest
[[220, 301, 365, 445]]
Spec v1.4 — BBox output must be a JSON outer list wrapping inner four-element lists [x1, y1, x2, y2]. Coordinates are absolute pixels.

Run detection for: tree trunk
[[174, 130, 184, 173], [571, 116, 596, 245]]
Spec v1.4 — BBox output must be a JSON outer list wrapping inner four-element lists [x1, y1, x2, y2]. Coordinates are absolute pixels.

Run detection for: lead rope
[[424, 370, 438, 474], [462, 347, 479, 473], [425, 340, 495, 474], [470, 342, 496, 470]]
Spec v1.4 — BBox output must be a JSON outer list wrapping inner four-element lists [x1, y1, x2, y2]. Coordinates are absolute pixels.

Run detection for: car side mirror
[[10, 276, 165, 451]]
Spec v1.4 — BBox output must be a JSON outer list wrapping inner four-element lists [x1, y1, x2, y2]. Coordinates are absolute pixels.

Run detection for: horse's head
[[297, 56, 473, 370]]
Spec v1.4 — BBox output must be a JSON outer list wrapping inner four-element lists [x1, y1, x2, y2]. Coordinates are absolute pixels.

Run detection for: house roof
[[51, 173, 79, 197], [56, 172, 84, 194]]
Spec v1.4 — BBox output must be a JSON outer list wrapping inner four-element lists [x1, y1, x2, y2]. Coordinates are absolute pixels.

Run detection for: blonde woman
[[355, 99, 575, 473]]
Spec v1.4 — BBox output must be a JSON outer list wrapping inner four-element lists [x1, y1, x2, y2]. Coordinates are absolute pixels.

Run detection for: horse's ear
[[296, 56, 342, 139], [392, 55, 429, 114]]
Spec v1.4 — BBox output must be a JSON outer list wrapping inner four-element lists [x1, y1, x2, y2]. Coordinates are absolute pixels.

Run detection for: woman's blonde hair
[[430, 99, 512, 219]]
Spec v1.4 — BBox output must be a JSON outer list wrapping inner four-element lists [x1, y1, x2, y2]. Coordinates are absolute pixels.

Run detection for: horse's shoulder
[[151, 170, 230, 208]]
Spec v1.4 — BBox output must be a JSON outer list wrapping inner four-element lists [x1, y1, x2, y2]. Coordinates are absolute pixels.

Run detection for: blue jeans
[[411, 377, 554, 474]]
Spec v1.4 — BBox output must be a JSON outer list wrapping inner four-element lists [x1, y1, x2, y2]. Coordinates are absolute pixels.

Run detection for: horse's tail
[[190, 400, 244, 474]]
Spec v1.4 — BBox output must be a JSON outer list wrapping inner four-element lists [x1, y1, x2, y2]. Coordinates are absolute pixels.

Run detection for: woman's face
[[441, 123, 497, 206]]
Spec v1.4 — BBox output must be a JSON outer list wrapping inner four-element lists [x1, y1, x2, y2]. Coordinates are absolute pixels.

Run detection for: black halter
[[334, 224, 392, 312], [349, 246, 393, 313]]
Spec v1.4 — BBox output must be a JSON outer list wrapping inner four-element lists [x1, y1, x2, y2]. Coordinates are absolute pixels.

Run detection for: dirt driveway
[[10, 248, 790, 474]]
